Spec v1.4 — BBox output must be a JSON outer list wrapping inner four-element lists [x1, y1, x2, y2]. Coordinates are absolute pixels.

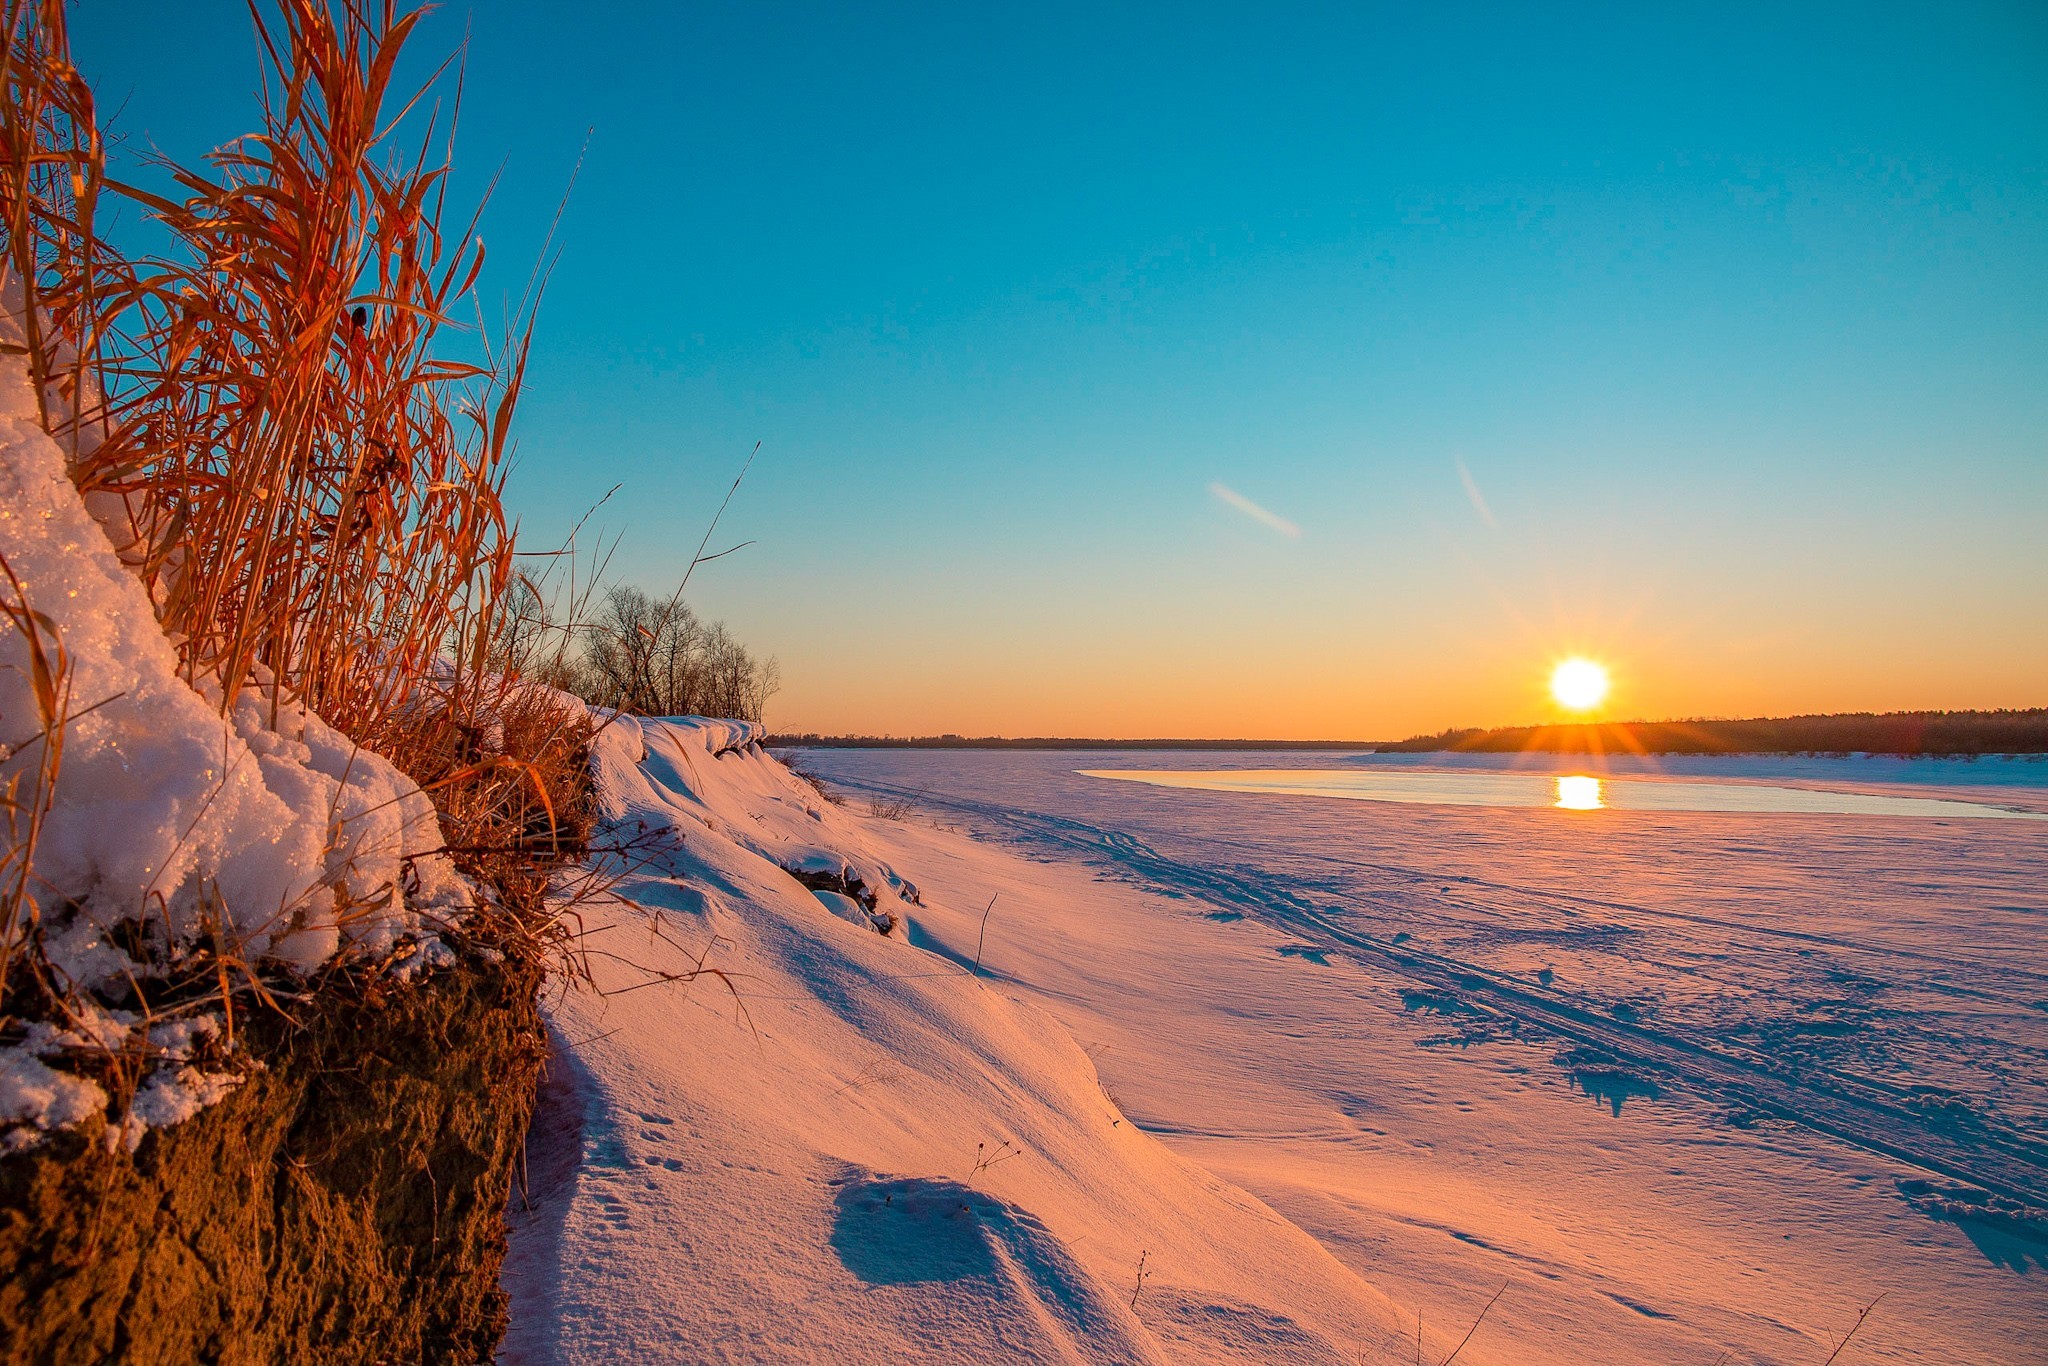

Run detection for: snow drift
[[0, 353, 468, 978], [501, 715, 1412, 1363], [0, 333, 469, 1149]]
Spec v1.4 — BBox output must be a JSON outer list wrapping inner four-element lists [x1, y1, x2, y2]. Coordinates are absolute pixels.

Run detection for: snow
[[124, 1063, 242, 1132], [811, 887, 882, 932], [0, 1047, 106, 1153], [500, 718, 1414, 1363], [14, 265, 2030, 1351], [0, 1002, 249, 1154], [0, 315, 468, 989], [0, 310, 468, 1146], [786, 747, 2048, 1365]]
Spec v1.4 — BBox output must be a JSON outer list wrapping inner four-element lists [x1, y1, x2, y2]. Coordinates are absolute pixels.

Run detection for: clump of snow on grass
[[0, 1046, 107, 1155], [0, 340, 467, 981], [0, 319, 465, 1147], [114, 1063, 245, 1153], [0, 1004, 244, 1155], [388, 935, 459, 983], [145, 1014, 221, 1061]]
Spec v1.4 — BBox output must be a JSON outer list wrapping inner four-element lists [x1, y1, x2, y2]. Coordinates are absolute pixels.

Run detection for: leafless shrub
[[966, 1138, 1021, 1183], [865, 794, 915, 822]]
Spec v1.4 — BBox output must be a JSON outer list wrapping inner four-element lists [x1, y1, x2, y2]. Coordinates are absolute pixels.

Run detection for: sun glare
[[1550, 657, 1610, 711], [1555, 775, 1605, 810]]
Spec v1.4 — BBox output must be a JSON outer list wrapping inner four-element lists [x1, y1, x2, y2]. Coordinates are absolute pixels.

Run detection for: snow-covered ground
[[785, 749, 2048, 1365], [499, 722, 1416, 1364], [504, 735, 2048, 1363]]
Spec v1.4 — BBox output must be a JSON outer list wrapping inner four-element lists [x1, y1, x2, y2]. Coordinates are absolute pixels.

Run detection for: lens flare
[[1550, 658, 1610, 711], [1555, 775, 1604, 810]]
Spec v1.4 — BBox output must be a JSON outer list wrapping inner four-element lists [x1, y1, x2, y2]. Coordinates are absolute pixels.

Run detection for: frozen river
[[1080, 765, 2048, 818], [790, 747, 2048, 1362]]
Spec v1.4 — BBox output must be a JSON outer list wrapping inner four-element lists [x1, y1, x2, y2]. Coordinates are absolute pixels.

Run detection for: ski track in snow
[[808, 758, 2048, 1213], [500, 723, 1430, 1365]]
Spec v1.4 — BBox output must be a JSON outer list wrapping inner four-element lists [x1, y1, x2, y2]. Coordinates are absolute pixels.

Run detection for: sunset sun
[[1550, 657, 1611, 711]]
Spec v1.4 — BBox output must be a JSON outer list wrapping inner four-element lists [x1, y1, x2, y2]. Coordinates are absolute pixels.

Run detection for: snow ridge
[[501, 716, 1409, 1364]]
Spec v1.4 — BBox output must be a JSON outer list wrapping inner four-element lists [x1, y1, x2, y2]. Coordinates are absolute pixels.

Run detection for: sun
[[1550, 657, 1610, 712]]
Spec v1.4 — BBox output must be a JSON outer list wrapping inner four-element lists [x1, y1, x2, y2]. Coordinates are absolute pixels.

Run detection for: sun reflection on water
[[1555, 775, 1605, 811]]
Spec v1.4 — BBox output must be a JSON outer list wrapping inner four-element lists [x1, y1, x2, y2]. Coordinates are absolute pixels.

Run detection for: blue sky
[[76, 3, 2048, 736]]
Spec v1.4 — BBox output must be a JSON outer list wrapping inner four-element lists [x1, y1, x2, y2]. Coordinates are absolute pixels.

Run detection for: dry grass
[[0, 0, 593, 1066], [865, 793, 916, 821], [0, 552, 68, 1011], [20, 0, 526, 742], [381, 679, 597, 947], [781, 757, 845, 806]]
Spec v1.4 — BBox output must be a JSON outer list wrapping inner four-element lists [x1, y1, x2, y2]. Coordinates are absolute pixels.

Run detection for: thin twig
[[1438, 1282, 1506, 1366], [973, 893, 998, 978], [1819, 1293, 1887, 1366]]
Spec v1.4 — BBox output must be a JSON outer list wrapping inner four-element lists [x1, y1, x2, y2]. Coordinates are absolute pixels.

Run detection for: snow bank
[[0, 327, 469, 1147], [0, 340, 468, 980], [592, 711, 920, 922], [501, 717, 1410, 1363]]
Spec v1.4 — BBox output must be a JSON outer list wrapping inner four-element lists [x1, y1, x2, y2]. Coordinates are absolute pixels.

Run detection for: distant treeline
[[1383, 709, 2048, 757], [776, 709, 2048, 755], [771, 734, 1386, 751]]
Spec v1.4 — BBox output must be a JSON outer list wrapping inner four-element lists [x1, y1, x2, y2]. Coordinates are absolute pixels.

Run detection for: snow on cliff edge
[[0, 333, 468, 1150], [500, 716, 1412, 1364]]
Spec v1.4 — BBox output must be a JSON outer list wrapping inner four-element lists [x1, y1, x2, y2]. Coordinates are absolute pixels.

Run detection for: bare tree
[[574, 584, 777, 721], [484, 577, 598, 697]]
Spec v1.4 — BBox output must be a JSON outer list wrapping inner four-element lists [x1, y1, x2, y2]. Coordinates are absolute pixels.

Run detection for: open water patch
[[1080, 768, 2047, 820]]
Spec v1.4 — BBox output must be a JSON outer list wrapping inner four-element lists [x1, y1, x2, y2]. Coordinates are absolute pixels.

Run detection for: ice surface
[[794, 747, 2048, 1364], [1082, 766, 2048, 818]]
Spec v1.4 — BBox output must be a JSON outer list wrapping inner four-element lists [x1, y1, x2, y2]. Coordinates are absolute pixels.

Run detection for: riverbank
[[500, 717, 1415, 1364], [1, 954, 543, 1365]]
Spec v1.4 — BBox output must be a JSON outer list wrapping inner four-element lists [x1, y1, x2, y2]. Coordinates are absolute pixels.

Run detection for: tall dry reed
[[1, 0, 590, 1022], [27, 0, 523, 742]]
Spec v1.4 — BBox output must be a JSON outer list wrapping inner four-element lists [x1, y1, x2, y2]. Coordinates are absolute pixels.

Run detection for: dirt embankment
[[0, 953, 545, 1365]]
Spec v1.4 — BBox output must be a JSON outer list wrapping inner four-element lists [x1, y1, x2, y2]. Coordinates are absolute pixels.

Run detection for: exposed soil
[[0, 950, 546, 1366]]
